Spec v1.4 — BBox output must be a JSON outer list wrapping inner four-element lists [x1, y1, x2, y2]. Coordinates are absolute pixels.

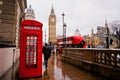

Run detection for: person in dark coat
[[43, 43, 51, 69], [49, 42, 53, 55]]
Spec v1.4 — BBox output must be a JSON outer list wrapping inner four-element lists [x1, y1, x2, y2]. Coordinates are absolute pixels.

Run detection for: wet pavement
[[0, 53, 108, 80]]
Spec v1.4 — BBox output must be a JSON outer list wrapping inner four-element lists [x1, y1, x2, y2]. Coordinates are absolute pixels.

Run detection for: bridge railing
[[93, 49, 120, 67], [62, 48, 120, 79], [62, 48, 120, 67]]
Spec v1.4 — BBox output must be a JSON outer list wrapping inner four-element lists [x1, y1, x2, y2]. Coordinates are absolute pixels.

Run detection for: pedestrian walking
[[43, 43, 51, 69], [49, 42, 53, 55]]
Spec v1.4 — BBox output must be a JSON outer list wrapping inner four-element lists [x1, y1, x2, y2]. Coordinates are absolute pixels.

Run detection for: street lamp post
[[63, 23, 67, 47], [105, 20, 109, 48], [106, 36, 109, 48], [62, 12, 65, 37], [106, 27, 109, 48], [62, 12, 65, 47]]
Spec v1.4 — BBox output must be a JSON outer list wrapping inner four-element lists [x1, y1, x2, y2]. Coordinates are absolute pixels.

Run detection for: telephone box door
[[19, 20, 43, 78], [23, 33, 42, 77]]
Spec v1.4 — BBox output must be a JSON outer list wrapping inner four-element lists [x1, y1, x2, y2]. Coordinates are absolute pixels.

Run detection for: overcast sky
[[27, 0, 120, 41]]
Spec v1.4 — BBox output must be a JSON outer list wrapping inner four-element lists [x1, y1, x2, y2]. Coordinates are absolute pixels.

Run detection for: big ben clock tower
[[48, 6, 56, 44]]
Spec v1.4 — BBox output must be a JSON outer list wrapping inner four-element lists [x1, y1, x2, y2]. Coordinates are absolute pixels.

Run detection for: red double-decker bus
[[56, 36, 86, 53]]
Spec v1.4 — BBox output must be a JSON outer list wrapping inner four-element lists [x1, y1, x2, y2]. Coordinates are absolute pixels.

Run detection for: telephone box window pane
[[35, 37, 37, 40], [30, 52, 32, 57], [27, 36, 29, 39], [26, 58, 29, 63], [26, 52, 29, 57], [25, 35, 38, 68], [34, 46, 36, 50], [34, 59, 36, 64], [34, 52, 36, 56]]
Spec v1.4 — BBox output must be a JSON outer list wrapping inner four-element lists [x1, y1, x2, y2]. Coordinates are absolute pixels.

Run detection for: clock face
[[51, 18, 55, 22]]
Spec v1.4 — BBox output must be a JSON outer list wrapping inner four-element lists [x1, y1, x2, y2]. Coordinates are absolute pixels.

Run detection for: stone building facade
[[0, 0, 27, 47], [96, 26, 108, 47]]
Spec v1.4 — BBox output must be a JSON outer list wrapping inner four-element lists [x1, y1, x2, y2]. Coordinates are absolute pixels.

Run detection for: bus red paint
[[56, 36, 86, 53]]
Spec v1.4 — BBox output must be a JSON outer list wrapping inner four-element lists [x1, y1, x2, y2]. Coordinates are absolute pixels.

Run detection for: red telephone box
[[19, 20, 43, 78]]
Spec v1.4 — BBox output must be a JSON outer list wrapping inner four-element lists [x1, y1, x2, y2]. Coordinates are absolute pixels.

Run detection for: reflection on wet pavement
[[28, 53, 107, 80], [0, 53, 108, 80]]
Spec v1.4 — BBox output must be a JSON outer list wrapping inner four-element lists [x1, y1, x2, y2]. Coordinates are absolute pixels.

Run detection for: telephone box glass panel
[[26, 35, 38, 68]]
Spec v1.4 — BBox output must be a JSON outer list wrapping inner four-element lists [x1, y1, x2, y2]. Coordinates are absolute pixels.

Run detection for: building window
[[0, 1, 3, 5], [0, 10, 2, 14], [0, 19, 1, 23]]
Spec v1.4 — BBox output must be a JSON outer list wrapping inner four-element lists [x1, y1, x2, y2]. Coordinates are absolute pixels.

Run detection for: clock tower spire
[[50, 5, 55, 16], [48, 5, 56, 44]]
